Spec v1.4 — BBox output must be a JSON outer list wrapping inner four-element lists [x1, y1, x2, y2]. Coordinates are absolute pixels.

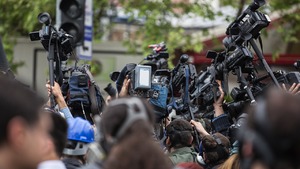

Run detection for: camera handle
[[249, 39, 280, 88], [182, 65, 201, 152], [48, 34, 56, 109], [235, 66, 256, 105]]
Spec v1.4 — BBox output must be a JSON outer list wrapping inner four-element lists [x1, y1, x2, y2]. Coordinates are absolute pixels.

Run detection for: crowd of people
[[1, 71, 300, 169]]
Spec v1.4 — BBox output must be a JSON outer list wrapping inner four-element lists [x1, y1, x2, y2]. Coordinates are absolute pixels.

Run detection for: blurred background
[[1, 0, 299, 96]]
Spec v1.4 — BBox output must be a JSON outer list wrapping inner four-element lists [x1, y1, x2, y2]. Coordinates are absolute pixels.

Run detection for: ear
[[189, 135, 193, 145], [44, 137, 53, 154], [166, 137, 171, 146], [7, 117, 28, 150], [203, 152, 210, 164]]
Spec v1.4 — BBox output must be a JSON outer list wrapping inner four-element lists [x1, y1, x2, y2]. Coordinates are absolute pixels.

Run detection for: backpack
[[67, 66, 105, 119]]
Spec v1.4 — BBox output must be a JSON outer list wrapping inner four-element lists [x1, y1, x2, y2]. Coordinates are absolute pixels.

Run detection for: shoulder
[[169, 147, 198, 165]]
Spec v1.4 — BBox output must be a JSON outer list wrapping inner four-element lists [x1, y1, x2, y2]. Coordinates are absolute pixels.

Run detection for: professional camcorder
[[223, 0, 271, 51], [111, 42, 171, 98], [30, 12, 104, 123], [29, 12, 73, 62]]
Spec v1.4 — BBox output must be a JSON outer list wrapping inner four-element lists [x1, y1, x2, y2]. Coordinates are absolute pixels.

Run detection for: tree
[[1, 0, 299, 73], [0, 0, 55, 72]]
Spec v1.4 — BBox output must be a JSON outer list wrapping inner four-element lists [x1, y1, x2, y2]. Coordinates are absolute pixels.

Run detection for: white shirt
[[38, 160, 67, 169]]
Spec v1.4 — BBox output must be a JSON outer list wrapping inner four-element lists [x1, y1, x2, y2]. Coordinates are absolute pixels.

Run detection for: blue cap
[[67, 117, 94, 143]]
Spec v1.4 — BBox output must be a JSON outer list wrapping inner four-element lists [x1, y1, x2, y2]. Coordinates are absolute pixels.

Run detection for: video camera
[[146, 42, 169, 69], [223, 0, 271, 51], [111, 43, 171, 98], [190, 66, 221, 110], [29, 12, 104, 122], [29, 12, 73, 62], [60, 64, 105, 123], [172, 54, 197, 97]]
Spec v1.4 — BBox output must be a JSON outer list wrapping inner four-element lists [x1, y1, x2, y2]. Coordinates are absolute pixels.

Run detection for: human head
[[202, 133, 230, 165], [239, 89, 300, 169], [100, 97, 172, 169], [166, 119, 194, 150], [218, 154, 240, 169], [43, 107, 68, 158], [100, 97, 154, 147], [63, 117, 94, 163], [0, 76, 49, 169]]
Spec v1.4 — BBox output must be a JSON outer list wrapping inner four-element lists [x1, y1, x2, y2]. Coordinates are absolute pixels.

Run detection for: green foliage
[[118, 0, 215, 66], [0, 0, 55, 73], [269, 0, 300, 42], [1, 0, 300, 72]]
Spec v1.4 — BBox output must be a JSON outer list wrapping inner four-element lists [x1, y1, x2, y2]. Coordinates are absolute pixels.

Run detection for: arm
[[212, 80, 231, 136], [46, 82, 73, 119], [190, 120, 209, 138], [213, 80, 225, 117]]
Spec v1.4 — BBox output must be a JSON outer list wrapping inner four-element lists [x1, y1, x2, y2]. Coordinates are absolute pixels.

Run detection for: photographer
[[0, 76, 51, 169], [166, 119, 198, 165], [191, 121, 230, 169]]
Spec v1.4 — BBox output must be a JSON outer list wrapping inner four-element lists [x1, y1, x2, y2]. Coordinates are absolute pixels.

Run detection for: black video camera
[[190, 67, 221, 110], [61, 64, 105, 124], [172, 55, 197, 97], [223, 0, 270, 51], [29, 12, 73, 61]]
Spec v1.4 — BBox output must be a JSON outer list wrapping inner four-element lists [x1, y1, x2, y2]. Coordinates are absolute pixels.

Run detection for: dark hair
[[101, 97, 172, 169], [240, 89, 300, 169], [0, 77, 45, 144], [46, 109, 68, 157], [166, 119, 193, 149], [202, 133, 230, 165]]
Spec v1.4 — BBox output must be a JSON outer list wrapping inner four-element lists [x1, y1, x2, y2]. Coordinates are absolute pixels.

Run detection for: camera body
[[190, 68, 221, 110], [60, 64, 105, 124], [29, 23, 73, 61], [275, 71, 300, 86], [172, 55, 197, 97], [128, 65, 160, 98]]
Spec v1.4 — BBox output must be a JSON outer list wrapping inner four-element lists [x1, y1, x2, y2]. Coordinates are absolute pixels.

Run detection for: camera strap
[[89, 80, 100, 115], [84, 67, 100, 115]]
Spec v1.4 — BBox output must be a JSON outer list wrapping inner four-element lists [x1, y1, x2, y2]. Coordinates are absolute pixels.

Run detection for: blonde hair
[[218, 154, 240, 169]]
